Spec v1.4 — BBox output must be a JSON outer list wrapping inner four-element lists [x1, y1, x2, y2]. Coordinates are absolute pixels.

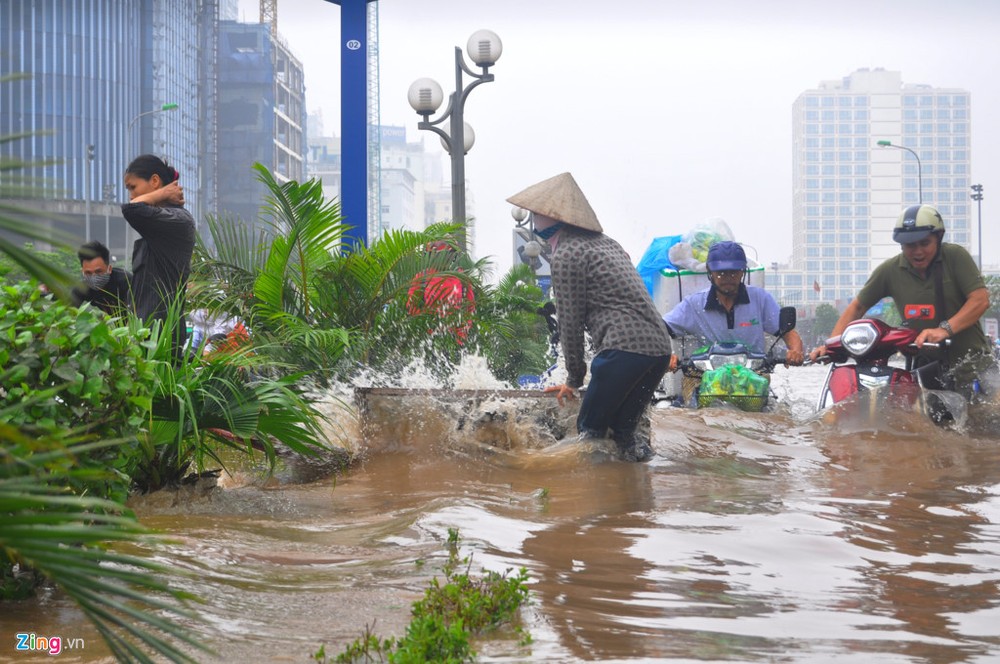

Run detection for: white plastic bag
[[683, 217, 734, 264]]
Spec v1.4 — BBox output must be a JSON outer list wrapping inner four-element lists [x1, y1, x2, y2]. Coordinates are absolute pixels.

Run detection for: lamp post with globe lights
[[408, 30, 502, 253]]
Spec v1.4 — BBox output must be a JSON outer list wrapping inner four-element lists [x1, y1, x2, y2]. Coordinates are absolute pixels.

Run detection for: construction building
[[216, 21, 306, 231]]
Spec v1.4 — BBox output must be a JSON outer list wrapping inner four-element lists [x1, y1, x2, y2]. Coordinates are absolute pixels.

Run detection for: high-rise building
[[0, 0, 209, 261], [1, 1, 308, 260], [216, 22, 306, 232], [783, 68, 972, 310]]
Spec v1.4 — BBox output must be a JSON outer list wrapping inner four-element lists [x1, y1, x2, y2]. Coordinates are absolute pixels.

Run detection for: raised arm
[[130, 181, 184, 207]]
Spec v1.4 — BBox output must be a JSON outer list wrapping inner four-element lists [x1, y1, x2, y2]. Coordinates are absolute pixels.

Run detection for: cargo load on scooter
[[635, 217, 766, 318], [697, 363, 770, 412], [637, 219, 773, 403]]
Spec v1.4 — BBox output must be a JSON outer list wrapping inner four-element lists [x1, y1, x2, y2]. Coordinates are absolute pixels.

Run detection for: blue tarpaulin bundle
[[635, 235, 683, 297]]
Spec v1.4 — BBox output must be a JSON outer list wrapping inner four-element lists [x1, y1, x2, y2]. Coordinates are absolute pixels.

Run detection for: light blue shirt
[[664, 284, 782, 353]]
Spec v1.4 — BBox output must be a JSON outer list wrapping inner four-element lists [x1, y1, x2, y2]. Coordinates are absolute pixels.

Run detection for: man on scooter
[[809, 204, 996, 399], [664, 241, 805, 368]]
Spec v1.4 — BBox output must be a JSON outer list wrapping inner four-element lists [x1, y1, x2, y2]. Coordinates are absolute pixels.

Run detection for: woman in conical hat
[[507, 172, 673, 462]]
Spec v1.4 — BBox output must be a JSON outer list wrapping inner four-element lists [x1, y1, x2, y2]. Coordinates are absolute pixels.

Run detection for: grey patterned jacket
[[550, 226, 672, 388]]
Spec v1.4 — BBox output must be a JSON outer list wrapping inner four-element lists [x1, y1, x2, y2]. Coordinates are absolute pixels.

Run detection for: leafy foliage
[[0, 282, 154, 501], [192, 165, 549, 387], [0, 282, 153, 438], [471, 263, 552, 385], [0, 427, 209, 663], [985, 274, 1000, 321], [318, 225, 484, 374]]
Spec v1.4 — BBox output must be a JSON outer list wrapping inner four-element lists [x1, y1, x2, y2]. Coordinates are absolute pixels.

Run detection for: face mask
[[84, 272, 111, 289], [534, 222, 564, 241]]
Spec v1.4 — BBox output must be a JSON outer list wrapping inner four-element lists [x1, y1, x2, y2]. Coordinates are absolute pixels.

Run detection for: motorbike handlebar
[[807, 336, 951, 365], [907, 338, 951, 349]]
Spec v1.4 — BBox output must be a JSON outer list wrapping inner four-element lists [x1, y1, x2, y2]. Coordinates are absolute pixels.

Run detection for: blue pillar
[[325, 0, 370, 249]]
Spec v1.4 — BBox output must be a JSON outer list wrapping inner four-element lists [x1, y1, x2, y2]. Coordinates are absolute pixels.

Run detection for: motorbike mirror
[[777, 306, 796, 337], [766, 306, 797, 358]]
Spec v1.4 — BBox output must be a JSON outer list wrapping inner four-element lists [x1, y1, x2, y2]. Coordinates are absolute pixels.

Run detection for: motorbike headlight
[[841, 322, 879, 357], [711, 353, 747, 369]]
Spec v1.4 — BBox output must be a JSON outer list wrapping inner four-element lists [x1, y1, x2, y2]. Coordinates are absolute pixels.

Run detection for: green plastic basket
[[696, 392, 769, 412]]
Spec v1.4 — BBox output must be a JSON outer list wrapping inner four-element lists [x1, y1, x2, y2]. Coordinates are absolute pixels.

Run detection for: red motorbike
[[814, 318, 955, 422]]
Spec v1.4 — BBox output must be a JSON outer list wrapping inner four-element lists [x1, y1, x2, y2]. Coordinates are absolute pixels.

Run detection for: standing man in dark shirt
[[121, 154, 196, 349], [74, 240, 133, 315]]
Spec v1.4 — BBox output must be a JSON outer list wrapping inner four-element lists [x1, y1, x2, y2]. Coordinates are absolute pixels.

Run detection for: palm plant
[[314, 224, 487, 375], [193, 164, 557, 387], [124, 293, 333, 493], [0, 425, 208, 663], [192, 165, 477, 383], [469, 262, 553, 384], [191, 165, 352, 378]]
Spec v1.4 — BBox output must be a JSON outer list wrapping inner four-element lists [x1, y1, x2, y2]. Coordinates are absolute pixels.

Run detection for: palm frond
[[0, 431, 208, 663], [252, 163, 345, 318]]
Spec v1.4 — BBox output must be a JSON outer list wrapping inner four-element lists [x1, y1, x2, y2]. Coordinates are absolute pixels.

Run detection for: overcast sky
[[238, 0, 1000, 276]]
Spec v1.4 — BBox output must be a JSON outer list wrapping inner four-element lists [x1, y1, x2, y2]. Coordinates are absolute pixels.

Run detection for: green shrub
[[0, 282, 154, 499], [322, 529, 531, 663], [0, 282, 153, 440]]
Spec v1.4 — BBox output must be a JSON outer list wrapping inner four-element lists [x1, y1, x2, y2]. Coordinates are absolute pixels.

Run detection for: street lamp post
[[408, 30, 502, 253], [971, 184, 984, 270], [84, 144, 94, 242], [877, 140, 922, 204], [102, 184, 116, 250], [127, 103, 179, 159], [125, 103, 178, 265]]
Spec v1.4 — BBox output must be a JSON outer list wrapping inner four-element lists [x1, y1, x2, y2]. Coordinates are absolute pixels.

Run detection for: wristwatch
[[939, 320, 954, 336]]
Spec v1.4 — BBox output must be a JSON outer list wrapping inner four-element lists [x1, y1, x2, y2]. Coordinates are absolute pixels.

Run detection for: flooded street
[[5, 365, 1000, 663]]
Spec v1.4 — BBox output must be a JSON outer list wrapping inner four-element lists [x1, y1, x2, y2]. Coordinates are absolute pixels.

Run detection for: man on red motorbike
[[809, 204, 996, 399]]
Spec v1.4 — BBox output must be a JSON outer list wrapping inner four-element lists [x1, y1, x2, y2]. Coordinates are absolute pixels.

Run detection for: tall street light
[[125, 103, 178, 265], [971, 183, 984, 270], [127, 103, 179, 159], [877, 140, 922, 204], [408, 30, 502, 253], [85, 144, 95, 242], [102, 183, 116, 251]]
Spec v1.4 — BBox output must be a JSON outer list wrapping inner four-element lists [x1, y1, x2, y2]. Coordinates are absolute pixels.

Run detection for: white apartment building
[[776, 68, 973, 311]]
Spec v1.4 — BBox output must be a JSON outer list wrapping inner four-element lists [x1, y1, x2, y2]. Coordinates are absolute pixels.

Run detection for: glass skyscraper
[[1, 0, 207, 260]]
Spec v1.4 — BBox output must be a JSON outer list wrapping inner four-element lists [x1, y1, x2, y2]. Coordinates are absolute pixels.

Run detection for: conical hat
[[506, 172, 603, 232]]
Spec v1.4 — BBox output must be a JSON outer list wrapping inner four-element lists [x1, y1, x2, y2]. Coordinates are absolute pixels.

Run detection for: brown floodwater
[[4, 365, 1000, 663]]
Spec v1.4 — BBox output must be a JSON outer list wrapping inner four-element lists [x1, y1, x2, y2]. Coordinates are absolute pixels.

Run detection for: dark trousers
[[577, 349, 671, 439]]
